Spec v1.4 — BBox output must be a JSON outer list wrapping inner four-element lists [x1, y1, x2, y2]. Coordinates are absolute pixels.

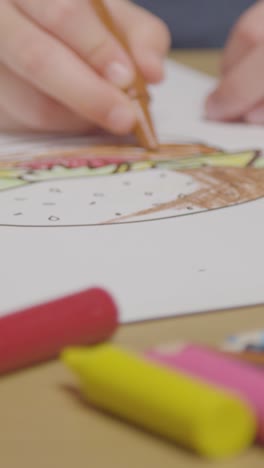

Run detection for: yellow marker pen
[[62, 344, 256, 459]]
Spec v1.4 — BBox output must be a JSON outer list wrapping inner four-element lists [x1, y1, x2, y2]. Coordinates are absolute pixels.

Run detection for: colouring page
[[0, 61, 264, 322]]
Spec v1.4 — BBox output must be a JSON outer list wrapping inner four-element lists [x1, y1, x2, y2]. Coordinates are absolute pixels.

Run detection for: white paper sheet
[[0, 61, 264, 322]]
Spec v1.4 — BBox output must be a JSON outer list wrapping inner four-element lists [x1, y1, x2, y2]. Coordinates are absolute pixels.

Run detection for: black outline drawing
[[0, 144, 263, 228]]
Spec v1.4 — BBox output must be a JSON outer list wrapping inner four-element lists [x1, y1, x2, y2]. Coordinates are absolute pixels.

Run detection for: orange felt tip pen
[[91, 0, 159, 151]]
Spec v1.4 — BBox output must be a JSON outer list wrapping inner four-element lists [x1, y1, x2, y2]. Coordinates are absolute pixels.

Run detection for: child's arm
[[206, 1, 264, 124], [0, 0, 170, 133]]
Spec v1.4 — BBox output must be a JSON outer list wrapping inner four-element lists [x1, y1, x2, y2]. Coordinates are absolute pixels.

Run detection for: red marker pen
[[0, 287, 118, 374]]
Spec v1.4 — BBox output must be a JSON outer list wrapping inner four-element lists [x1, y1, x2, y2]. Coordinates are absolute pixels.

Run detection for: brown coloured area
[[107, 167, 264, 223]]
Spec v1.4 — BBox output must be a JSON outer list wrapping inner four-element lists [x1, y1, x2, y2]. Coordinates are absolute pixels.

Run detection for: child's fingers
[[0, 108, 23, 131], [221, 29, 249, 75], [0, 63, 92, 133], [222, 2, 264, 74], [13, 0, 135, 89], [0, 2, 136, 134], [106, 0, 171, 83], [109, 0, 170, 55], [205, 44, 264, 121], [128, 15, 171, 83], [245, 102, 264, 125]]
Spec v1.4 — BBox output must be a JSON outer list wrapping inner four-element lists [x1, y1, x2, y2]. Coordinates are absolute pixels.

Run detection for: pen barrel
[[127, 87, 150, 101], [91, 0, 158, 150], [63, 345, 256, 459], [0, 288, 118, 374]]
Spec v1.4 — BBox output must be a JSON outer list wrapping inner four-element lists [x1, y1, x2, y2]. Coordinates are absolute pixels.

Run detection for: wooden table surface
[[1, 50, 264, 468]]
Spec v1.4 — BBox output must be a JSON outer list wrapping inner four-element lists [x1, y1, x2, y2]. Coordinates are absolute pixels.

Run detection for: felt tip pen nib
[[134, 101, 159, 151]]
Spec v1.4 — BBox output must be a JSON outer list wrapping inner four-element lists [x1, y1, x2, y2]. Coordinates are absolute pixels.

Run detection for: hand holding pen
[[0, 0, 170, 138]]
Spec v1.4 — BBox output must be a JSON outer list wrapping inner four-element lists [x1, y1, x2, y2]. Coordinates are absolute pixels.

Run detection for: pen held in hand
[[91, 0, 159, 150]]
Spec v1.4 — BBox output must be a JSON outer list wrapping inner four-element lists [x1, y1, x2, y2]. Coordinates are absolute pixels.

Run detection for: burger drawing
[[0, 143, 263, 227]]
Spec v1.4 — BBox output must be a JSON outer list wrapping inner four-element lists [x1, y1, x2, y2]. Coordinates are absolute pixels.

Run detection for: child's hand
[[0, 0, 170, 133], [206, 1, 264, 124]]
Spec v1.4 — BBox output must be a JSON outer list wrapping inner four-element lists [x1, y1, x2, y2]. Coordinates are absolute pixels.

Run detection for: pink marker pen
[[146, 342, 264, 444]]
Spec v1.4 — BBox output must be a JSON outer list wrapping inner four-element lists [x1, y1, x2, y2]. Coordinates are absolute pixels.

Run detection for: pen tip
[[134, 101, 159, 151]]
